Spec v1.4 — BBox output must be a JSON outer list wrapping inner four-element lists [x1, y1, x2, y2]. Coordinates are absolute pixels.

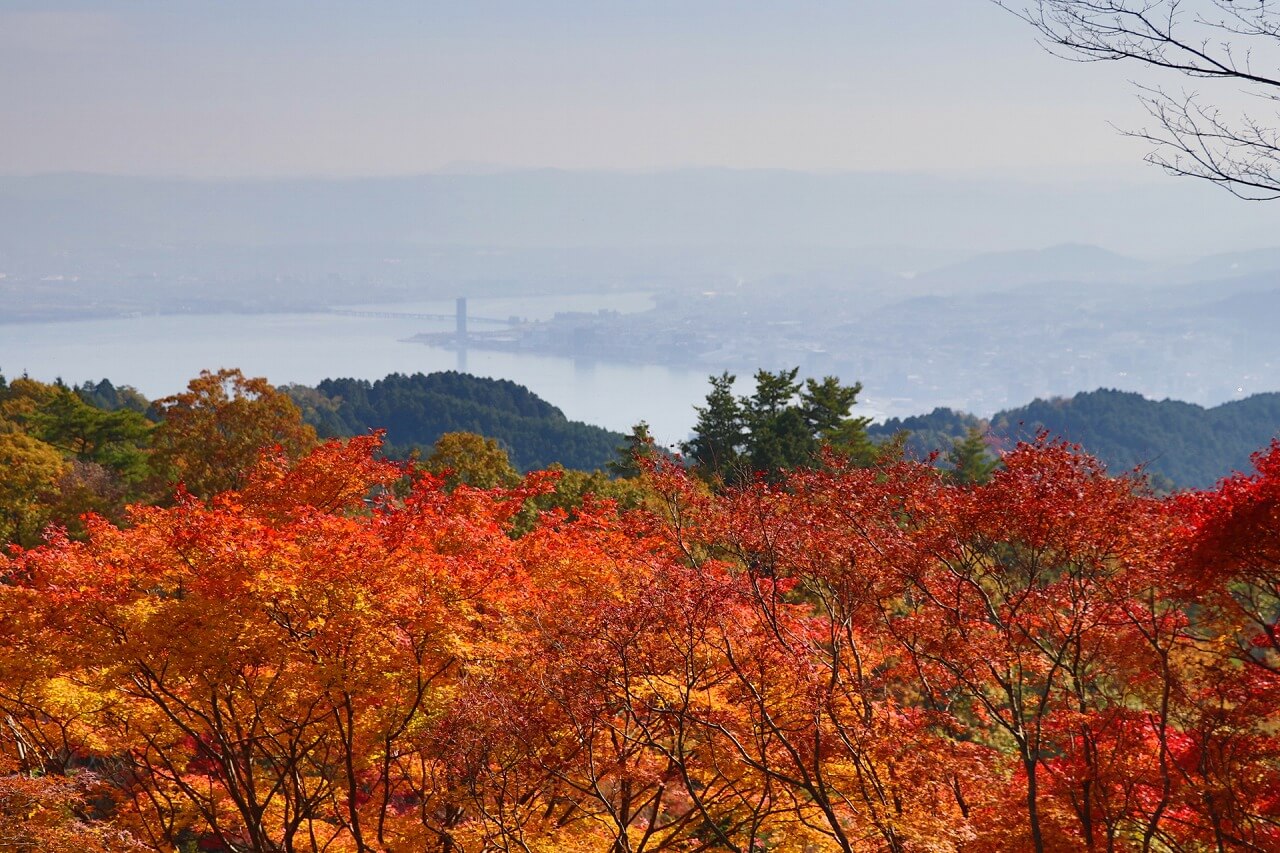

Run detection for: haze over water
[[0, 294, 727, 445]]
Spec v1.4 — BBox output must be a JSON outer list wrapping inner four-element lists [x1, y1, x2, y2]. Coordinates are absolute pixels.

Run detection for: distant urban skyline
[[3, 1, 1161, 179]]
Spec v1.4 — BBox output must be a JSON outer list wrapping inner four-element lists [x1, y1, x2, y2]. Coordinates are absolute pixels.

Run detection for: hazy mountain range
[[6, 169, 1280, 280]]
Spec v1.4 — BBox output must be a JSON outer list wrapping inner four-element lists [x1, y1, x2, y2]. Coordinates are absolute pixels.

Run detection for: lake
[[0, 293, 719, 445]]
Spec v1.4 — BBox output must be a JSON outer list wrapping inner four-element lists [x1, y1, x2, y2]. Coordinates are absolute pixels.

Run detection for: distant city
[[412, 249, 1276, 417]]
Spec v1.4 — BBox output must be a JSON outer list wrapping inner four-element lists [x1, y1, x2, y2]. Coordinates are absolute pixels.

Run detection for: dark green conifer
[[946, 426, 998, 485]]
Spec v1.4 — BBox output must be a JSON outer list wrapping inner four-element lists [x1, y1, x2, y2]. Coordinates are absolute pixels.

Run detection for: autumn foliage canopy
[[2, 429, 1278, 851]]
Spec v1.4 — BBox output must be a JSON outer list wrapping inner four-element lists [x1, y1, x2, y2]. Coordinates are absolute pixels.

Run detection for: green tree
[[687, 369, 874, 484], [684, 372, 746, 483], [946, 426, 999, 485], [0, 432, 68, 547], [424, 431, 520, 490], [0, 377, 60, 425], [742, 368, 812, 476], [282, 383, 350, 438], [801, 375, 875, 465], [74, 378, 150, 414], [26, 387, 152, 486], [0, 377, 156, 520], [746, 405, 814, 477], [609, 421, 662, 478], [747, 367, 803, 421], [534, 465, 652, 515]]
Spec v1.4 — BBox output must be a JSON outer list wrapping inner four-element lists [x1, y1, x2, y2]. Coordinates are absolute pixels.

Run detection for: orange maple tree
[[2, 430, 1278, 851]]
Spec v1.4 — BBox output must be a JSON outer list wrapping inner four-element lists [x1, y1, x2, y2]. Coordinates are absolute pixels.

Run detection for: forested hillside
[[285, 371, 625, 471], [0, 369, 642, 552], [993, 390, 1280, 488], [868, 406, 986, 462], [870, 389, 1280, 488]]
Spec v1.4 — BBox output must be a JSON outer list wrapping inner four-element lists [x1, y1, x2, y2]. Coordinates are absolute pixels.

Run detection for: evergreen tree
[[687, 369, 872, 484], [683, 372, 746, 483], [801, 375, 875, 465], [609, 421, 660, 478], [746, 405, 814, 477], [74, 379, 150, 414], [747, 368, 802, 421], [946, 427, 998, 486], [743, 369, 812, 476]]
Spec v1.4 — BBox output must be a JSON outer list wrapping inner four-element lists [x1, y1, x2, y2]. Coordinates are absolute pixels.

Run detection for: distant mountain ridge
[[913, 243, 1147, 290], [871, 389, 1280, 489], [1161, 246, 1280, 284], [992, 390, 1280, 489], [8, 170, 1280, 262]]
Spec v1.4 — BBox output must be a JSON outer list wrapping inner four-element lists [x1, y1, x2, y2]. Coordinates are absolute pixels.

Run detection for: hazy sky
[[0, 1, 1160, 178]]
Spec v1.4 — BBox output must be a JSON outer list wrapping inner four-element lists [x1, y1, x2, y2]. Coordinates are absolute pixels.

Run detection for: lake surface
[[0, 293, 717, 445]]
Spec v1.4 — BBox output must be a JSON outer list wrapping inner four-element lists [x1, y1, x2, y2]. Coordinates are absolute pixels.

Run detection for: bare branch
[[996, 0, 1280, 197]]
